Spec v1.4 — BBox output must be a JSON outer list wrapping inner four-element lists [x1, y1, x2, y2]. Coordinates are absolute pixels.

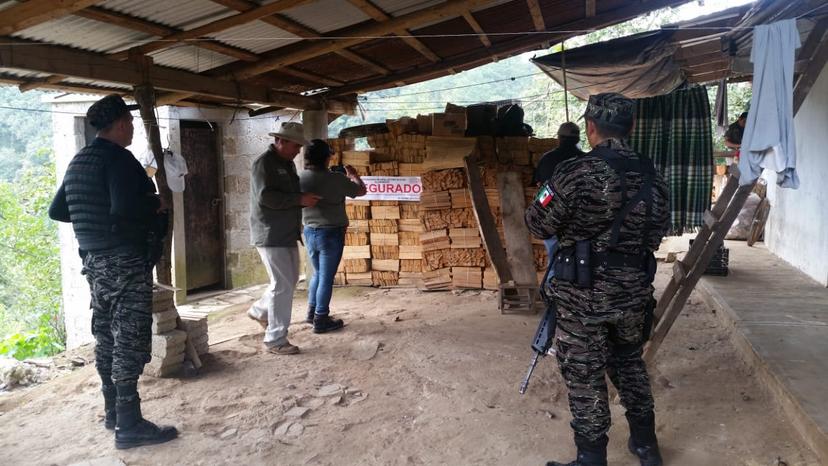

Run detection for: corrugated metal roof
[[282, 0, 370, 34], [60, 77, 132, 90], [149, 45, 237, 73], [212, 20, 302, 54], [101, 0, 236, 30], [11, 15, 151, 54], [0, 68, 51, 80], [374, 0, 447, 17]]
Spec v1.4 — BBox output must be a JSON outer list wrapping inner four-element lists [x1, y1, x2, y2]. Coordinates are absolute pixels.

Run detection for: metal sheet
[[282, 0, 370, 33], [149, 45, 237, 73], [212, 20, 302, 54]]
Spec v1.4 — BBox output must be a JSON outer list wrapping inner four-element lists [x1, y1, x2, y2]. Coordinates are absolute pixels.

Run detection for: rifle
[[519, 256, 557, 395]]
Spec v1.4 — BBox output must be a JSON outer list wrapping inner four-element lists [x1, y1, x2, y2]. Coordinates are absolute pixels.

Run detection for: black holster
[[553, 240, 593, 288], [146, 210, 169, 267]]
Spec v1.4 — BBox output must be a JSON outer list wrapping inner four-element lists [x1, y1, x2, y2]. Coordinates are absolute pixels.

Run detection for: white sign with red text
[[357, 176, 422, 201]]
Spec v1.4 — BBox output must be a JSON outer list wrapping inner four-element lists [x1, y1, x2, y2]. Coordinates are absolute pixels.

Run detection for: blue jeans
[[304, 226, 346, 316]]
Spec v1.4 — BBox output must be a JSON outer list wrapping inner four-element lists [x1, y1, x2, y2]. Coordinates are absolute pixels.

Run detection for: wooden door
[[180, 121, 224, 291]]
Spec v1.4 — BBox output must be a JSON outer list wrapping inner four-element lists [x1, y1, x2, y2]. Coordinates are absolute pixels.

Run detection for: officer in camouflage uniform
[[49, 94, 177, 449], [525, 93, 670, 466]]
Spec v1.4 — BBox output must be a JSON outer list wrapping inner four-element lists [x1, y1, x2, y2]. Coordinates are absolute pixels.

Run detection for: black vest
[[63, 138, 148, 252]]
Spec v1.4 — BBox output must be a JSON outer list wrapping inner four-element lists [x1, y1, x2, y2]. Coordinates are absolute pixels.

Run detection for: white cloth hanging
[[738, 19, 801, 188], [163, 149, 188, 192]]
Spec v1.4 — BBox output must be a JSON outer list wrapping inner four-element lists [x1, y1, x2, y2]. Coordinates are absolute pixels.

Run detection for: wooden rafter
[[77, 7, 259, 62], [585, 0, 597, 18], [18, 74, 66, 92], [347, 0, 441, 62], [794, 18, 828, 114], [209, 0, 392, 76], [0, 37, 355, 113], [526, 0, 547, 31], [2, 76, 128, 97], [230, 0, 494, 80], [462, 11, 491, 47], [328, 0, 689, 96], [107, 0, 314, 61], [0, 0, 100, 35]]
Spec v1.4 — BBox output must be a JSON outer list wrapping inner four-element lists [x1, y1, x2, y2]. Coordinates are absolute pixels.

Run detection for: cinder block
[[151, 341, 185, 359], [152, 329, 187, 351]]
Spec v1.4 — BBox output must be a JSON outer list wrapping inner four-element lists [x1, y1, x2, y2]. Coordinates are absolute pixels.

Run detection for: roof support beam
[[77, 7, 260, 62], [585, 0, 596, 18], [526, 0, 546, 31], [462, 11, 491, 47], [328, 0, 688, 95], [1, 76, 128, 97], [108, 0, 314, 60], [346, 0, 441, 62], [0, 0, 100, 35], [230, 0, 494, 81], [209, 0, 392, 76], [18, 74, 66, 92], [794, 19, 828, 115], [0, 38, 354, 113]]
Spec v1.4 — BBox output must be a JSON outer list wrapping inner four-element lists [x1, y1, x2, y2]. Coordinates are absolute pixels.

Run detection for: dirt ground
[[0, 266, 820, 466]]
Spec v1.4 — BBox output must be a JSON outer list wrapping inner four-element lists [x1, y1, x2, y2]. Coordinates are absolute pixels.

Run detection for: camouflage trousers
[[555, 301, 655, 442], [82, 251, 153, 385]]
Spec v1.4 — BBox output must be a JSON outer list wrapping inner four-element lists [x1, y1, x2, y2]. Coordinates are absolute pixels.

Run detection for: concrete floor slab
[[697, 241, 828, 463]]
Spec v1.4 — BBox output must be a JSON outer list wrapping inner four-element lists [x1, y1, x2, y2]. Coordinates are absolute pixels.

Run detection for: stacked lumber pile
[[418, 168, 487, 290], [147, 288, 184, 378], [327, 138, 354, 166], [327, 113, 558, 290]]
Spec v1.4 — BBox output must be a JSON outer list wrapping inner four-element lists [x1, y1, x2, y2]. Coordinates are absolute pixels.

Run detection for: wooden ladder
[[644, 163, 756, 364]]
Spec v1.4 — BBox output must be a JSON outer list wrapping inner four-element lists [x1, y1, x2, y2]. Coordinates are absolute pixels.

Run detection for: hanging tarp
[[531, 30, 686, 100]]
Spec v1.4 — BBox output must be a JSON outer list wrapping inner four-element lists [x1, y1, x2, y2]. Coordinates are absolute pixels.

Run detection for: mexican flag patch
[[535, 184, 554, 207]]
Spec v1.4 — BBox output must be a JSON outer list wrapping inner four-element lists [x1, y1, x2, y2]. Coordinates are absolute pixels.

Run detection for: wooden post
[[131, 55, 173, 285]]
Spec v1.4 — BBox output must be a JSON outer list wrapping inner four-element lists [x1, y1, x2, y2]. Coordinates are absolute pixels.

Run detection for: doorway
[[180, 120, 225, 292]]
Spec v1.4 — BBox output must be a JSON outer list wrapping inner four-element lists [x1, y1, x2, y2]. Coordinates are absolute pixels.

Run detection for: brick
[[152, 319, 177, 335]]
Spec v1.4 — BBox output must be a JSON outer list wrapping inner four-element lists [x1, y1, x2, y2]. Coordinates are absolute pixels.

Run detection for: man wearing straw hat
[[248, 121, 321, 355]]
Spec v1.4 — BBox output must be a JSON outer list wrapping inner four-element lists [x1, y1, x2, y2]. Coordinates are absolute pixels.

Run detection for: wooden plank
[[462, 11, 491, 47], [328, 0, 687, 96], [703, 210, 718, 229], [346, 0, 441, 62], [108, 0, 314, 60], [343, 246, 371, 259], [211, 0, 391, 76], [0, 0, 99, 35], [526, 0, 546, 31], [645, 183, 755, 364], [672, 261, 686, 284], [585, 0, 596, 17], [76, 7, 260, 62], [464, 156, 513, 284], [794, 23, 828, 115], [0, 38, 348, 111], [424, 137, 477, 170], [231, 0, 494, 80], [497, 171, 538, 287]]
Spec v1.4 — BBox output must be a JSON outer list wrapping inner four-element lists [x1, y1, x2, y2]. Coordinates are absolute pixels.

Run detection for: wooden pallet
[[644, 163, 755, 364]]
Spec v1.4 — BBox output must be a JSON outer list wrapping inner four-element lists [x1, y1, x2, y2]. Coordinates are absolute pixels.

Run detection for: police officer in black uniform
[[525, 93, 670, 466], [49, 94, 177, 449]]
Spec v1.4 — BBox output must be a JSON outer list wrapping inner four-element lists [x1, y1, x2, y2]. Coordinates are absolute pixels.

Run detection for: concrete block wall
[[764, 61, 828, 287]]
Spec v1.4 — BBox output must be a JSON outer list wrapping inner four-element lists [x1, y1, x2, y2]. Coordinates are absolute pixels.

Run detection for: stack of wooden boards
[[327, 112, 559, 291], [147, 287, 208, 377]]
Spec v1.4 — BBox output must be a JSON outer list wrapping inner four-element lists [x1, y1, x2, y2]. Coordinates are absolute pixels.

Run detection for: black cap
[[86, 94, 139, 129], [739, 112, 748, 119], [582, 92, 635, 129]]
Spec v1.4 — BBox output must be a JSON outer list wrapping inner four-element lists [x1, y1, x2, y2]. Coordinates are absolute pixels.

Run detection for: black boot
[[546, 434, 608, 466], [313, 314, 344, 334], [626, 411, 663, 466], [114, 381, 178, 449], [305, 305, 315, 324], [102, 384, 117, 430]]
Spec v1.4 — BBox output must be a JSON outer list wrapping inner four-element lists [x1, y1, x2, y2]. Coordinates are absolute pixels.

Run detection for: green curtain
[[631, 86, 713, 235]]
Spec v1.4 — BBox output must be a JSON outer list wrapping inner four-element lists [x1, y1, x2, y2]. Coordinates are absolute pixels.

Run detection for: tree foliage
[[0, 86, 62, 360]]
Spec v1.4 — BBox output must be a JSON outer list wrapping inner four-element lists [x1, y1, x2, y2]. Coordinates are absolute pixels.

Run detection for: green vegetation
[[0, 87, 63, 360]]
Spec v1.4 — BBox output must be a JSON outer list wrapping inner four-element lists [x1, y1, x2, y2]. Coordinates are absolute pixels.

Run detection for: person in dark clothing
[[525, 93, 670, 466], [533, 122, 585, 186], [48, 94, 177, 450], [532, 122, 585, 274], [724, 111, 748, 150]]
